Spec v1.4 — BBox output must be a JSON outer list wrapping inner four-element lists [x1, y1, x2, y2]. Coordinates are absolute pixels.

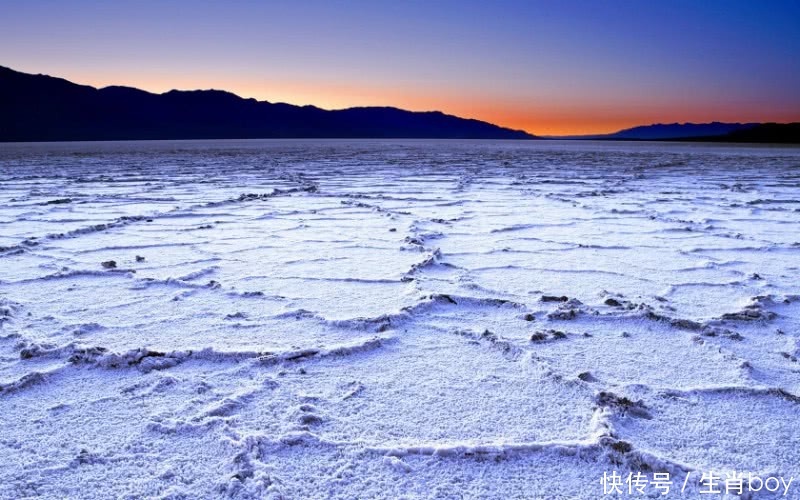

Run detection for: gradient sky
[[1, 0, 799, 135]]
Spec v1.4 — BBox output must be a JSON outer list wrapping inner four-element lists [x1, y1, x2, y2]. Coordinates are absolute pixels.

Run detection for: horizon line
[[4, 64, 799, 137]]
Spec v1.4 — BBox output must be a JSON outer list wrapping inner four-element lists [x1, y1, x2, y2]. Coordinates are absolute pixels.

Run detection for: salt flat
[[1, 139, 799, 499]]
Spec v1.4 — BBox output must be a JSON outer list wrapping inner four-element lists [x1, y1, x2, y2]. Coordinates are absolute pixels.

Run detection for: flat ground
[[1, 140, 799, 499]]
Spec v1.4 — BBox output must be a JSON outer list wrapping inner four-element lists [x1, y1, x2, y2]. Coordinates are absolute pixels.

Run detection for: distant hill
[[694, 122, 800, 144], [605, 122, 761, 140], [555, 121, 799, 143], [559, 122, 759, 140], [0, 66, 535, 142]]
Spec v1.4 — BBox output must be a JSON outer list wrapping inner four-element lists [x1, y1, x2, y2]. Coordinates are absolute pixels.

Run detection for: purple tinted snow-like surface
[[1, 140, 799, 498]]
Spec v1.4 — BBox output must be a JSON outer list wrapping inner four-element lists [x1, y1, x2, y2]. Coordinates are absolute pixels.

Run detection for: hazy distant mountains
[[0, 66, 534, 142], [593, 122, 758, 140], [695, 122, 800, 144], [557, 121, 799, 143]]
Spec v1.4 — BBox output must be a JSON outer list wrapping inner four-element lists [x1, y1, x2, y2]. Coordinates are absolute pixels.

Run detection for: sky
[[1, 0, 799, 135]]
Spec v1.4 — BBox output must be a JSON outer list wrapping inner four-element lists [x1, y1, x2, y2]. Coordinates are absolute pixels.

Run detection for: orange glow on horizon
[[52, 70, 800, 137]]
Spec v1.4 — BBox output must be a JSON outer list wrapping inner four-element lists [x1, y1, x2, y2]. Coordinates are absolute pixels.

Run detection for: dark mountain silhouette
[[691, 122, 800, 144], [0, 66, 534, 142], [556, 122, 759, 140], [602, 122, 760, 140], [553, 121, 799, 143]]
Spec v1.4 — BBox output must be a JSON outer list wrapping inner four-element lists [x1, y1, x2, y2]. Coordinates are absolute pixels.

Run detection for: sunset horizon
[[5, 62, 799, 136], [2, 0, 798, 136]]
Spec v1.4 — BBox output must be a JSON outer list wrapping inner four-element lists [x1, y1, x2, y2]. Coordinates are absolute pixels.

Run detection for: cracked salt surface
[[1, 139, 800, 499]]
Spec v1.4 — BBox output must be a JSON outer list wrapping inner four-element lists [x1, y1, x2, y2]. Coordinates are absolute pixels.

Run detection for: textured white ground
[[1, 140, 799, 499]]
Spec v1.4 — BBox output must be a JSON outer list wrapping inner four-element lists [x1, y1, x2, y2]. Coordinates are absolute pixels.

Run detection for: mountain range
[[1, 65, 797, 143], [554, 122, 799, 143], [557, 122, 758, 140], [0, 66, 533, 142]]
